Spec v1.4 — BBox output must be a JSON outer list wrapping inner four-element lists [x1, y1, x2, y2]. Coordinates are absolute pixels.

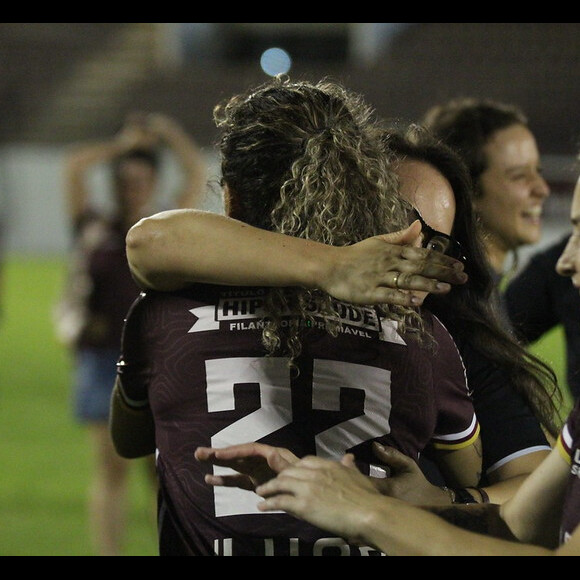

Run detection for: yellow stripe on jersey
[[431, 422, 481, 451], [556, 424, 573, 466]]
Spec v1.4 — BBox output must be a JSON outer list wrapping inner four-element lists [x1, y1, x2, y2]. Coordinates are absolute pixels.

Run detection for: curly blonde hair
[[214, 76, 423, 362]]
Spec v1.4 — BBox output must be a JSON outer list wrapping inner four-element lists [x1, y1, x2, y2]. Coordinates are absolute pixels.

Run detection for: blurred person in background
[[421, 97, 549, 286], [0, 179, 6, 322], [55, 111, 206, 556]]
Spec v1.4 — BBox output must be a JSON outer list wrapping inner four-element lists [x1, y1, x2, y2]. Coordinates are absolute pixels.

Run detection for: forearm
[[126, 209, 329, 291], [165, 131, 207, 209], [363, 501, 553, 556], [65, 140, 126, 219], [479, 475, 528, 504]]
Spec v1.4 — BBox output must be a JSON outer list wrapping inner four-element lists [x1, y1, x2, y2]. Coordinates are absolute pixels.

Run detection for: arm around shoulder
[[125, 209, 329, 291]]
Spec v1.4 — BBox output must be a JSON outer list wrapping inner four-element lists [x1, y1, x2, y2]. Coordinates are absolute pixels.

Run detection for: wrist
[[467, 486, 490, 503], [297, 238, 337, 291], [357, 501, 392, 550], [441, 486, 490, 504]]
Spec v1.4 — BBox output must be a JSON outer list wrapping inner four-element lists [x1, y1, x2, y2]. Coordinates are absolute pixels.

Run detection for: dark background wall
[[2, 23, 580, 155], [1, 23, 578, 254]]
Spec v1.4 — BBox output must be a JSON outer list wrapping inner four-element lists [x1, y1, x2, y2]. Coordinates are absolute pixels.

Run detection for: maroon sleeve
[[429, 314, 480, 450], [116, 291, 152, 407]]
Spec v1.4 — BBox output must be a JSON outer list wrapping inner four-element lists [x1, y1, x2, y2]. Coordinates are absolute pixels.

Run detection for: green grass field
[[0, 256, 157, 556], [0, 255, 571, 556]]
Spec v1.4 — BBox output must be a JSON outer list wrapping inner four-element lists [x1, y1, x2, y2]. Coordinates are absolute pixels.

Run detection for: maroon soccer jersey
[[118, 284, 479, 556], [557, 398, 580, 545], [73, 214, 141, 350]]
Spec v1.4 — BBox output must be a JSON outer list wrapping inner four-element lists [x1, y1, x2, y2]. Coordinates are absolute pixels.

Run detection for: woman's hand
[[322, 221, 468, 307], [195, 442, 299, 491], [255, 454, 384, 546], [371, 443, 452, 505]]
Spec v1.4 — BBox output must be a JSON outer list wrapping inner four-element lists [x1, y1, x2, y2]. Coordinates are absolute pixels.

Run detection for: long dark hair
[[385, 125, 563, 437]]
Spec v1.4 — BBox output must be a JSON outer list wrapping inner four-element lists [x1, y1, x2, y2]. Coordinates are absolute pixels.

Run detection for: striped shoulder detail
[[431, 414, 480, 451], [557, 423, 573, 466]]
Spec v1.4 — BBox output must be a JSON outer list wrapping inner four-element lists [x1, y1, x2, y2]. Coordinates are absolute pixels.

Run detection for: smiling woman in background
[[422, 97, 550, 283]]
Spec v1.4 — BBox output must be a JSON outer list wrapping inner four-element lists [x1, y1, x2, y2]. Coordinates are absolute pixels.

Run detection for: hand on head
[[325, 220, 468, 307], [116, 112, 160, 151]]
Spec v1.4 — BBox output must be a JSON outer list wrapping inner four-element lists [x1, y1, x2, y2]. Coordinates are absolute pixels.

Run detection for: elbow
[[126, 209, 198, 291], [126, 217, 168, 290], [126, 216, 156, 267]]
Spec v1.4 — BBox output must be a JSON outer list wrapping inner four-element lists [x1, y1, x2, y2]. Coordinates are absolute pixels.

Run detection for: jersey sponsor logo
[[188, 293, 405, 344]]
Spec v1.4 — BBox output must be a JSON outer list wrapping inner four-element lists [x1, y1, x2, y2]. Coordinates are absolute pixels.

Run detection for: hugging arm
[[126, 209, 468, 303]]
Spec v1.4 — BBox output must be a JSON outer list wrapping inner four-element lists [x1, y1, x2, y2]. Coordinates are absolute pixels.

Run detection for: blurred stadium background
[[0, 23, 577, 555], [1, 23, 580, 255]]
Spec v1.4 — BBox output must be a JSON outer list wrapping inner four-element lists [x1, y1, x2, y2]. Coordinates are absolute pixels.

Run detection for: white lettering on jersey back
[[207, 357, 292, 517], [312, 359, 391, 457], [189, 305, 220, 332], [205, 356, 392, 517]]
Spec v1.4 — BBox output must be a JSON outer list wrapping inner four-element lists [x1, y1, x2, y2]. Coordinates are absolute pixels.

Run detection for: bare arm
[[126, 209, 468, 306], [482, 449, 550, 504], [370, 444, 548, 507], [370, 444, 484, 506], [64, 140, 125, 223], [500, 446, 568, 546], [432, 438, 483, 489], [146, 113, 207, 209], [255, 448, 571, 555], [64, 116, 158, 223]]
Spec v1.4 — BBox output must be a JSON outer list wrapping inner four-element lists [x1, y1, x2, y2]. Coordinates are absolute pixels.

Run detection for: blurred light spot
[[260, 47, 292, 76]]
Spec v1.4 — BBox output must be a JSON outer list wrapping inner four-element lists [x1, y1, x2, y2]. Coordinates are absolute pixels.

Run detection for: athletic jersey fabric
[[78, 214, 140, 349], [454, 337, 551, 479], [118, 284, 479, 556], [60, 210, 140, 350], [557, 398, 580, 544]]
